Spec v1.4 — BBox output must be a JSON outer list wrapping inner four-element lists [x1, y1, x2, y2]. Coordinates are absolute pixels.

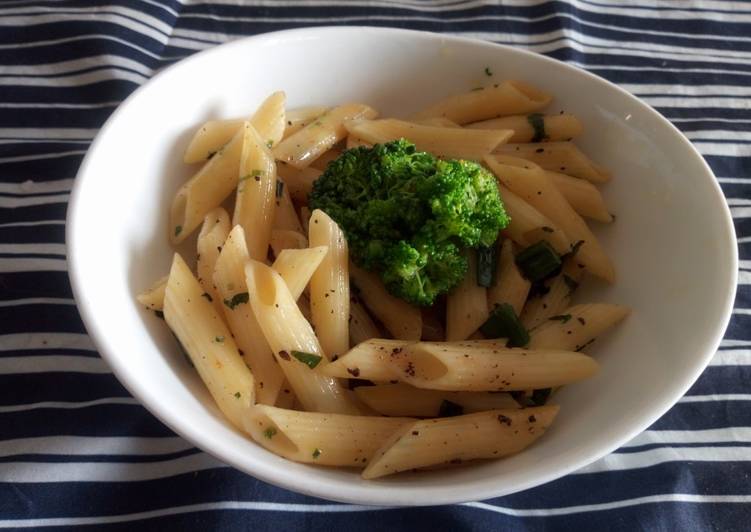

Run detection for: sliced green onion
[[291, 350, 322, 369], [480, 303, 530, 347], [476, 244, 498, 288], [515, 241, 562, 282]]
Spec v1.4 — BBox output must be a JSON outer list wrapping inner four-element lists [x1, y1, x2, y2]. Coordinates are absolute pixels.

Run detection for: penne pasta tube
[[213, 225, 285, 405], [234, 122, 277, 261], [528, 303, 630, 351], [309, 210, 350, 360], [163, 253, 255, 428], [548, 171, 612, 223], [269, 229, 308, 258], [171, 123, 246, 243], [388, 341, 599, 391], [273, 103, 377, 169], [274, 385, 296, 409], [244, 404, 412, 467], [361, 406, 558, 479], [354, 383, 520, 417], [487, 239, 531, 316], [299, 206, 312, 234], [346, 135, 372, 150], [321, 338, 410, 381], [414, 117, 461, 128], [494, 142, 610, 183], [520, 260, 584, 329], [467, 113, 583, 143], [283, 105, 329, 138], [183, 91, 287, 164], [421, 306, 446, 342], [411, 80, 552, 124], [136, 275, 168, 311], [272, 179, 304, 234], [271, 246, 328, 301], [196, 207, 231, 310], [349, 263, 422, 341], [276, 162, 322, 203], [497, 185, 570, 255], [345, 119, 512, 161], [349, 296, 382, 345], [487, 155, 615, 283], [446, 250, 488, 341], [244, 259, 360, 414]]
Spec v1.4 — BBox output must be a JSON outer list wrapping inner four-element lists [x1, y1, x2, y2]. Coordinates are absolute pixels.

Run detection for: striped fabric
[[1, 0, 750, 529]]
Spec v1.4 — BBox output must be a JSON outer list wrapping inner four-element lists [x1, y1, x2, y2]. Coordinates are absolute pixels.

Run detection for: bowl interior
[[67, 27, 737, 506]]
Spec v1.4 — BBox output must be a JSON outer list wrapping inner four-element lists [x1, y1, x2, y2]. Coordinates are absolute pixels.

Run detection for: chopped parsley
[[174, 225, 182, 237], [527, 113, 547, 142], [263, 427, 277, 439], [484, 67, 493, 76], [223, 292, 249, 309], [549, 314, 572, 323], [266, 139, 274, 149], [312, 448, 321, 459], [214, 336, 225, 343], [291, 350, 322, 369], [234, 391, 241, 399]]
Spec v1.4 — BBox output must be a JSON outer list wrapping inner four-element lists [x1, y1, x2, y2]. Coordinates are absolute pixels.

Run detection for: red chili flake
[[497, 415, 512, 426], [528, 415, 537, 423], [346, 367, 360, 377]]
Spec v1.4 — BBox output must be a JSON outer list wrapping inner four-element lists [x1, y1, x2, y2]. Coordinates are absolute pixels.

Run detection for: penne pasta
[[244, 404, 412, 467], [271, 246, 328, 301], [272, 179, 304, 234], [361, 406, 558, 479], [354, 383, 520, 417], [349, 296, 382, 346], [321, 338, 410, 381], [274, 385, 296, 409], [163, 253, 255, 428], [244, 260, 360, 414], [548, 171, 612, 223], [446, 250, 488, 341], [136, 275, 168, 311], [196, 207, 231, 310], [388, 341, 599, 391], [273, 103, 377, 168], [346, 134, 372, 149], [487, 239, 531, 316], [497, 185, 570, 255], [487, 155, 615, 283], [234, 123, 277, 261], [349, 263, 422, 341], [520, 260, 584, 330], [414, 117, 461, 128], [309, 210, 350, 360], [345, 119, 512, 160], [494, 142, 610, 183], [528, 303, 630, 351], [283, 105, 329, 138], [421, 306, 446, 342], [183, 91, 287, 164], [411, 80, 552, 124], [467, 113, 583, 143], [276, 162, 322, 204], [299, 206, 312, 234], [269, 229, 308, 258], [213, 225, 285, 405], [170, 123, 246, 244]]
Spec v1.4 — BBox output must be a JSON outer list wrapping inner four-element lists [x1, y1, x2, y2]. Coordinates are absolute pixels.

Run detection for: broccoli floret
[[309, 139, 509, 306]]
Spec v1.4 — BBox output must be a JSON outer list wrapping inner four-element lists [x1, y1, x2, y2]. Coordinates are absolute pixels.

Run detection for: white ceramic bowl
[[67, 27, 737, 506]]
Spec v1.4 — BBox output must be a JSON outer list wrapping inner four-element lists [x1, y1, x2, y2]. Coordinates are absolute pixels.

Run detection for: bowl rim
[[66, 25, 738, 506]]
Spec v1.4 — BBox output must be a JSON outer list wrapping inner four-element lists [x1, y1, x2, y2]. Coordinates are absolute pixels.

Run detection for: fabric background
[[1, 0, 750, 530]]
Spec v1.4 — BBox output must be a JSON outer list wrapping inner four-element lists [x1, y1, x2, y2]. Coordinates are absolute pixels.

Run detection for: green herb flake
[[214, 336, 225, 343], [312, 448, 321, 459], [563, 274, 579, 294], [174, 225, 182, 237], [223, 292, 249, 309], [266, 139, 274, 148], [263, 427, 277, 439], [291, 350, 323, 369], [234, 392, 242, 399], [484, 67, 493, 77], [201, 292, 213, 302], [527, 113, 547, 142], [549, 314, 572, 323]]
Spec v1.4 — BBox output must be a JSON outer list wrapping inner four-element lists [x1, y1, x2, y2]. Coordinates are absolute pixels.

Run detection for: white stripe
[[0, 356, 110, 375], [0, 452, 224, 483], [727, 198, 751, 205], [0, 150, 85, 164], [718, 178, 751, 184], [737, 236, 751, 243], [709, 348, 751, 366], [0, 243, 66, 256], [624, 427, 751, 447], [671, 117, 751, 124], [680, 393, 751, 403], [694, 143, 751, 157], [0, 193, 68, 207], [732, 308, 751, 315], [0, 178, 74, 194], [738, 271, 751, 285], [0, 220, 65, 228], [576, 446, 751, 474], [738, 260, 751, 270], [0, 5, 172, 33], [0, 127, 96, 140], [0, 436, 193, 457], [720, 339, 751, 348], [622, 84, 751, 97], [0, 332, 94, 352], [0, 297, 74, 307], [0, 257, 66, 272], [686, 131, 751, 142], [0, 397, 138, 412], [0, 34, 162, 60], [0, 55, 153, 78], [0, 68, 148, 87], [638, 96, 751, 109], [0, 101, 119, 109], [731, 206, 751, 218]]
